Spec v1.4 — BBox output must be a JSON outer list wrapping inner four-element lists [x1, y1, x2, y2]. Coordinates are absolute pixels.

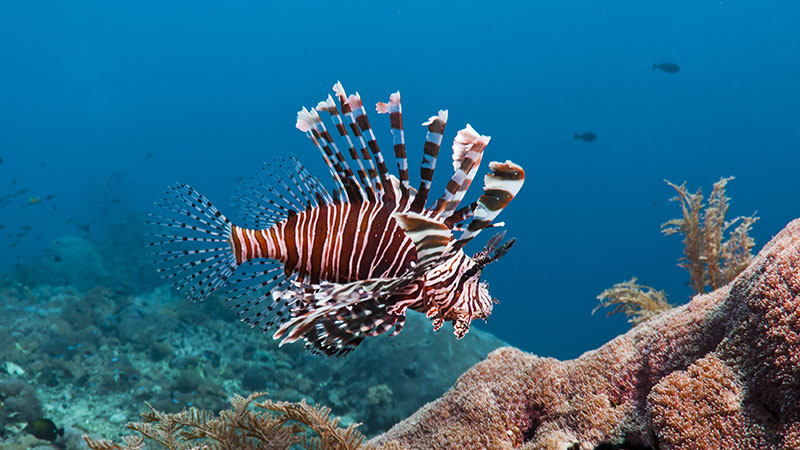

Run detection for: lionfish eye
[[463, 265, 481, 280]]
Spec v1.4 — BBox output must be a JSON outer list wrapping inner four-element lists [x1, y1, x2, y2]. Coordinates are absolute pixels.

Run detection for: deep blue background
[[1, 1, 798, 359]]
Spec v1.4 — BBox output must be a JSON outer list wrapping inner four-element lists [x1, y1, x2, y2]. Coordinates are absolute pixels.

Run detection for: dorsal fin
[[333, 82, 384, 201], [231, 158, 331, 229], [296, 107, 350, 203], [346, 92, 396, 204], [314, 96, 368, 203], [318, 92, 375, 202], [409, 111, 448, 212], [377, 92, 411, 207]]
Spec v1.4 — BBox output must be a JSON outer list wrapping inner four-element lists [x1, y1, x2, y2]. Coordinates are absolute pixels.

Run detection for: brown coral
[[370, 218, 800, 449], [647, 354, 754, 449]]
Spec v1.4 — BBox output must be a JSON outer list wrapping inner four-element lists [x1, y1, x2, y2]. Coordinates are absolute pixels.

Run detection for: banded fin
[[410, 111, 448, 212], [392, 211, 453, 269], [146, 183, 238, 302], [273, 277, 410, 356], [315, 94, 373, 202], [333, 82, 384, 201], [376, 92, 411, 206], [296, 107, 351, 202], [346, 91, 396, 204], [456, 160, 525, 247], [431, 124, 490, 218]]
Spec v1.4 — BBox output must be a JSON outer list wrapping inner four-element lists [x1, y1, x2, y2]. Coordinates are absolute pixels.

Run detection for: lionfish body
[[148, 83, 525, 356]]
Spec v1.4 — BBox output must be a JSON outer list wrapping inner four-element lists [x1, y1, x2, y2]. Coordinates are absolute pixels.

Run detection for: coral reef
[[370, 218, 800, 449], [84, 392, 404, 450], [593, 278, 672, 325]]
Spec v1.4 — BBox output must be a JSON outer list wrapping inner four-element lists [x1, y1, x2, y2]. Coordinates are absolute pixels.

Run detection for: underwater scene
[[1, 1, 799, 449]]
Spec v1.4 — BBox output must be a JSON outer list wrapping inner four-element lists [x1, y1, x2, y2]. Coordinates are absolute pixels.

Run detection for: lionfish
[[148, 83, 525, 356]]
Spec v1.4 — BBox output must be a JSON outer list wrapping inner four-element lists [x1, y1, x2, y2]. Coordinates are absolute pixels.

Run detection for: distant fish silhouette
[[0, 155, 3, 164], [653, 62, 680, 74], [574, 132, 597, 142]]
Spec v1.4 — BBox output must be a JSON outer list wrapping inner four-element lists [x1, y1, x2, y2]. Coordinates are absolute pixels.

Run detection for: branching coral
[[593, 277, 673, 325], [83, 392, 405, 450], [661, 177, 759, 294]]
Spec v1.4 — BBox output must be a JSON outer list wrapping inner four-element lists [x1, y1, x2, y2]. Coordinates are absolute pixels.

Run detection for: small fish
[[45, 193, 56, 200], [574, 132, 597, 142], [27, 196, 42, 205], [143, 152, 154, 161], [11, 178, 17, 185], [25, 418, 64, 442], [149, 82, 526, 357], [653, 62, 680, 74]]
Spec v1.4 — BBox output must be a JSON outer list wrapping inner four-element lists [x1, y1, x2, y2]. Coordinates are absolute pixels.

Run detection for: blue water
[[1, 1, 798, 359]]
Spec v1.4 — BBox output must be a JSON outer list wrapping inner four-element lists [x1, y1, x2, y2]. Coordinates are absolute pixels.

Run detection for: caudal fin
[[146, 183, 238, 302]]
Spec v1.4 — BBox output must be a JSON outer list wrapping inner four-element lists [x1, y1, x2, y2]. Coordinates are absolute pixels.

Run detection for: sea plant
[[595, 177, 758, 325], [593, 277, 673, 325], [661, 176, 758, 294], [83, 392, 405, 450]]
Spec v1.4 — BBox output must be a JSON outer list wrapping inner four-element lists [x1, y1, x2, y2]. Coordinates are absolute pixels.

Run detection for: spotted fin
[[146, 184, 239, 302]]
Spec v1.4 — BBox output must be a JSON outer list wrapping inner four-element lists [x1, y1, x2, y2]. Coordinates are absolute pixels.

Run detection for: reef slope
[[371, 219, 800, 450]]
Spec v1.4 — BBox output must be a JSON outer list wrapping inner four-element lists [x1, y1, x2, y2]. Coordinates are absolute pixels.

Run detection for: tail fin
[[146, 183, 238, 302]]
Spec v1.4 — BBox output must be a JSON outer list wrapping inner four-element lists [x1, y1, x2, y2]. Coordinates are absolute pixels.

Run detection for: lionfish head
[[449, 231, 516, 335]]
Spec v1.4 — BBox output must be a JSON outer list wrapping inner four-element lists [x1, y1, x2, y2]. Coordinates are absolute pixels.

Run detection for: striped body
[[148, 82, 526, 356], [230, 202, 416, 284]]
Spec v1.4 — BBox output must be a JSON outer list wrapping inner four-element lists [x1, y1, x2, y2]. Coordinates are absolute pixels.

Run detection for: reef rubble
[[371, 218, 800, 450]]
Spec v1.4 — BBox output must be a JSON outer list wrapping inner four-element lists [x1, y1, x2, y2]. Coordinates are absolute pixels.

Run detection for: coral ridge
[[370, 219, 800, 449]]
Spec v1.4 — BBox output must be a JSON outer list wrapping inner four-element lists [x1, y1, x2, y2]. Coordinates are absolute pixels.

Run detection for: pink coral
[[370, 219, 800, 449]]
